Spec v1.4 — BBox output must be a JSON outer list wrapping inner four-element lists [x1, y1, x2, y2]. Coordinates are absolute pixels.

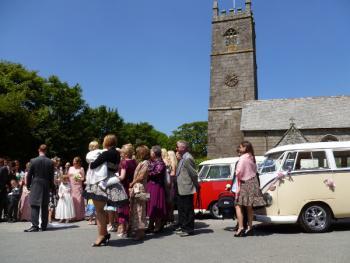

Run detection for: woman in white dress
[[55, 174, 75, 223]]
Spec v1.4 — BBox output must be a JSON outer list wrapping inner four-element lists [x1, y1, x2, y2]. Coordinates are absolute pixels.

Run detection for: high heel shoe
[[91, 234, 111, 247], [245, 228, 254, 236], [234, 228, 246, 237]]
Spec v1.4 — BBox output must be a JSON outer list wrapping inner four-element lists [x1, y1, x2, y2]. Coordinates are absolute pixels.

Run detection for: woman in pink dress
[[18, 162, 31, 221], [234, 141, 266, 237], [68, 157, 85, 221]]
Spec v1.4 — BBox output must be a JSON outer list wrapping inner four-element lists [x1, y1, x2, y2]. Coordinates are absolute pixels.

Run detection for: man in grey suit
[[24, 144, 54, 232], [175, 140, 199, 236]]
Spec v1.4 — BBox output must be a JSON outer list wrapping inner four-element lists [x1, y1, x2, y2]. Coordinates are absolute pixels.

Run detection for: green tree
[[0, 62, 47, 160], [0, 62, 89, 162], [120, 122, 169, 148], [0, 61, 174, 164], [81, 106, 124, 147], [169, 121, 208, 158]]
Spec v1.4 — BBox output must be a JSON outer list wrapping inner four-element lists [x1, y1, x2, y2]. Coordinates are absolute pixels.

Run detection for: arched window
[[321, 134, 339, 142], [224, 28, 239, 46]]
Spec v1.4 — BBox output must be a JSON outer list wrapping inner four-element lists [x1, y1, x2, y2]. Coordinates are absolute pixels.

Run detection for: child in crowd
[[7, 179, 20, 222], [85, 199, 96, 225], [48, 191, 57, 223], [55, 174, 75, 223], [86, 141, 119, 191]]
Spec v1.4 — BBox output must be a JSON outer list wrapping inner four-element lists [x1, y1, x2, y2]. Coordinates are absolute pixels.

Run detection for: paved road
[[1, 216, 350, 263]]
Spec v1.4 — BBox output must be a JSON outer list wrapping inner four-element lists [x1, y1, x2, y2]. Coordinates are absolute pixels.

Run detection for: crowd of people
[[0, 153, 87, 225], [0, 136, 265, 244], [0, 135, 201, 245]]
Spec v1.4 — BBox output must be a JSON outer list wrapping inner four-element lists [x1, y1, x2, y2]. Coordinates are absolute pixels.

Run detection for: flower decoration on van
[[323, 178, 336, 191]]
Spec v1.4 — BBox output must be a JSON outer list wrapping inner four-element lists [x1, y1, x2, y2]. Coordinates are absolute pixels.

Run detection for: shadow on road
[[46, 224, 80, 231], [230, 219, 350, 236]]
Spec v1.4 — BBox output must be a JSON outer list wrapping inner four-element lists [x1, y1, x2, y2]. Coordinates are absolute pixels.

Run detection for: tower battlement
[[213, 0, 252, 20]]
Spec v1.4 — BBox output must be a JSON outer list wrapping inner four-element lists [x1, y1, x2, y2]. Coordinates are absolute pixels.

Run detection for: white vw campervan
[[255, 141, 350, 233]]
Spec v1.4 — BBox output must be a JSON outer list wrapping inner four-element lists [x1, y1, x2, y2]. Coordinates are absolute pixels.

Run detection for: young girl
[[55, 174, 75, 223], [86, 141, 119, 190], [85, 199, 96, 225]]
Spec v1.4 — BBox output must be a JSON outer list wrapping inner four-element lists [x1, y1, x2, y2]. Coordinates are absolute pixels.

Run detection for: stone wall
[[208, 109, 243, 158]]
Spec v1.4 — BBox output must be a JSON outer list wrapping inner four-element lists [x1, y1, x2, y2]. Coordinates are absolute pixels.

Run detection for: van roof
[[199, 157, 239, 166], [199, 156, 265, 166], [266, 141, 350, 155]]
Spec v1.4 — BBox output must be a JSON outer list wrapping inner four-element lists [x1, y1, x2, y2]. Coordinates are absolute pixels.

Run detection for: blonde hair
[[161, 148, 168, 160], [89, 141, 99, 151], [121, 144, 134, 159], [167, 150, 177, 169], [103, 134, 117, 149]]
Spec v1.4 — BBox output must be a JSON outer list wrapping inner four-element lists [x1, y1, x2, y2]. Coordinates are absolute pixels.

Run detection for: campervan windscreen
[[259, 152, 284, 173], [198, 165, 209, 179]]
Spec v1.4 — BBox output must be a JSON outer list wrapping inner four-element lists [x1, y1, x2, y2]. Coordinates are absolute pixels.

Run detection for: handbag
[[132, 183, 150, 201], [231, 175, 239, 193]]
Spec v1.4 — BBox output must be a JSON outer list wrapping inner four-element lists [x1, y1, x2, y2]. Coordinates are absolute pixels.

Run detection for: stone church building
[[208, 0, 350, 158]]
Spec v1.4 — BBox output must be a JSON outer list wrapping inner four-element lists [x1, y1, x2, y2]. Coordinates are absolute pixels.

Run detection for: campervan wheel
[[300, 203, 332, 233]]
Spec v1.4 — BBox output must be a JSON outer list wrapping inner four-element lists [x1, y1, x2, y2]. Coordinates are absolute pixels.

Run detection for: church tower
[[208, 0, 258, 158]]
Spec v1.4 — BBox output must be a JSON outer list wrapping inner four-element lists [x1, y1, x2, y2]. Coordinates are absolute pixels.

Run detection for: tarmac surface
[[1, 215, 350, 263]]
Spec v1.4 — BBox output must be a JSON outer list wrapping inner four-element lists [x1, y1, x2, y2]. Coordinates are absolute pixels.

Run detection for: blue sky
[[1, 0, 349, 135]]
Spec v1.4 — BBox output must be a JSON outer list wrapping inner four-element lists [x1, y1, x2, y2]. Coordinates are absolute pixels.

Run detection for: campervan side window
[[333, 150, 350, 169], [206, 165, 231, 179], [282, 152, 297, 171], [294, 151, 329, 170]]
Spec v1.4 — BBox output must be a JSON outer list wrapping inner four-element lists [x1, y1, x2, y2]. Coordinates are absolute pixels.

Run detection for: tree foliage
[[120, 122, 169, 148], [169, 121, 208, 158], [0, 61, 209, 165]]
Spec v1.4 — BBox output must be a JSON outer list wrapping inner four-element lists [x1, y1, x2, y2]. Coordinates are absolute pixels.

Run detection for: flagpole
[[233, 0, 236, 9]]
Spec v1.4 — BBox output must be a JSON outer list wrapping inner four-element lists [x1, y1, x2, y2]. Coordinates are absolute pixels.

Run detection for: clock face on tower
[[224, 74, 239, 87]]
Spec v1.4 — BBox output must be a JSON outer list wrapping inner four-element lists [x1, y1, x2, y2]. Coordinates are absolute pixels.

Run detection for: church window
[[224, 28, 239, 46], [321, 134, 338, 142]]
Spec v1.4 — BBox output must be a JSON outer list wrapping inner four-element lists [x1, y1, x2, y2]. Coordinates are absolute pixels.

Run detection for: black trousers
[[31, 204, 48, 229], [177, 194, 194, 233], [0, 192, 7, 219], [8, 199, 19, 220]]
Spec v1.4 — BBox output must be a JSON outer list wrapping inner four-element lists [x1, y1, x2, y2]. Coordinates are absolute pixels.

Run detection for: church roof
[[241, 96, 350, 131], [274, 124, 308, 147]]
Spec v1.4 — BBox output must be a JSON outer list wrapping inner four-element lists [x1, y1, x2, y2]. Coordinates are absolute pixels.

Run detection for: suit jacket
[[0, 166, 9, 195], [176, 152, 199, 196], [28, 155, 54, 206]]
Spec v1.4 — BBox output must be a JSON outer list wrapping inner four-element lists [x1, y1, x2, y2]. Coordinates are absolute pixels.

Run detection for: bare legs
[[235, 205, 244, 233], [246, 206, 253, 230], [235, 205, 253, 234], [107, 211, 116, 231], [93, 200, 108, 243]]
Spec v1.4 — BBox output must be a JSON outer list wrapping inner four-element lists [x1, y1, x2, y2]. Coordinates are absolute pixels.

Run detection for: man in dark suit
[[24, 144, 54, 232], [175, 140, 199, 237], [0, 158, 9, 221]]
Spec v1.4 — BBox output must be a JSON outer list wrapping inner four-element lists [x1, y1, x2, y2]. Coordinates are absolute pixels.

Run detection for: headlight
[[263, 192, 273, 207]]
